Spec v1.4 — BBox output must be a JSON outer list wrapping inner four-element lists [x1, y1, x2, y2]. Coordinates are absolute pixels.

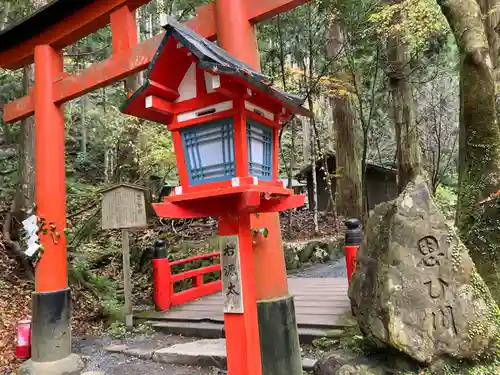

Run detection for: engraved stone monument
[[349, 176, 500, 364]]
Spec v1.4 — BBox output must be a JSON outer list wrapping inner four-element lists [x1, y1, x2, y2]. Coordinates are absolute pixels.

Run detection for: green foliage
[[402, 360, 500, 374], [137, 121, 177, 180], [102, 298, 124, 322], [368, 0, 448, 48], [434, 185, 457, 220], [106, 321, 154, 338], [106, 321, 128, 338]]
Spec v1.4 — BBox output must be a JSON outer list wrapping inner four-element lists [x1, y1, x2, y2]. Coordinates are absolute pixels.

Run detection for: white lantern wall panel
[[247, 119, 273, 181], [181, 118, 236, 185]]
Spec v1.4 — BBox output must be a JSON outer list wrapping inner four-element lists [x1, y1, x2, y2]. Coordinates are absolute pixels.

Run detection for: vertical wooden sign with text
[[220, 235, 244, 313]]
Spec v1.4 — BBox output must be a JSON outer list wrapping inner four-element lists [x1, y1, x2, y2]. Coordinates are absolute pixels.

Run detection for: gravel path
[[288, 257, 347, 278], [74, 333, 225, 375]]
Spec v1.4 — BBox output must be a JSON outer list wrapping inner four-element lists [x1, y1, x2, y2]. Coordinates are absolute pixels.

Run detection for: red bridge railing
[[153, 241, 222, 310]]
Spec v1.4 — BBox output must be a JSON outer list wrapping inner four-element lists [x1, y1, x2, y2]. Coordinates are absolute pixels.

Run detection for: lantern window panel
[[247, 120, 273, 181], [181, 118, 237, 185]]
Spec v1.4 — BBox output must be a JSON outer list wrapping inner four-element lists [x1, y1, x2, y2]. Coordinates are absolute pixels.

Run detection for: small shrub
[[102, 297, 124, 322], [106, 321, 128, 338]]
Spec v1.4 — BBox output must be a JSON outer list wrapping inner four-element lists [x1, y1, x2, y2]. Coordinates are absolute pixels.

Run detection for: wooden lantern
[[121, 17, 311, 219]]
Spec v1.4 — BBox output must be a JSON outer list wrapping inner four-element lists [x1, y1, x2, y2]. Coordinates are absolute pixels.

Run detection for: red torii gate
[[0, 0, 311, 374], [2, 0, 309, 122]]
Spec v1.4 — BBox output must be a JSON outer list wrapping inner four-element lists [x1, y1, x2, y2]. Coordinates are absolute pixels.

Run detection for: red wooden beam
[[171, 264, 221, 282], [170, 252, 220, 267], [110, 5, 139, 54], [5, 34, 164, 123], [246, 0, 311, 23], [154, 251, 222, 311], [171, 280, 222, 307], [0, 0, 150, 70], [3, 0, 311, 124]]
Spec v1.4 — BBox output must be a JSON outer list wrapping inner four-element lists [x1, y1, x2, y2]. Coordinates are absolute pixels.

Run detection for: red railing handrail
[[170, 252, 220, 267], [153, 250, 223, 311], [171, 264, 221, 282]]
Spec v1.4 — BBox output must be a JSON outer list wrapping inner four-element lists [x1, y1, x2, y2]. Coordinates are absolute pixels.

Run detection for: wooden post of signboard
[[121, 229, 132, 326], [100, 183, 147, 327]]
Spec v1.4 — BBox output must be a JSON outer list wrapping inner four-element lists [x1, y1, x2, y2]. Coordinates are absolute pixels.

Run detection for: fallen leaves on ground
[[0, 243, 105, 372], [0, 243, 32, 372]]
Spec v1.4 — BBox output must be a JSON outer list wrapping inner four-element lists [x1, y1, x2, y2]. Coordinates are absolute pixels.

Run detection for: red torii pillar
[[0, 0, 310, 373]]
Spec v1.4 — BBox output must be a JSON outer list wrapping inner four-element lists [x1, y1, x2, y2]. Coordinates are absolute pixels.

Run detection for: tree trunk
[[328, 19, 362, 219], [5, 64, 36, 280], [478, 0, 500, 68], [303, 120, 311, 163], [438, 0, 500, 301], [120, 14, 144, 182], [287, 118, 296, 239], [386, 12, 423, 192], [81, 95, 88, 155], [310, 115, 319, 234], [478, 0, 500, 117], [16, 64, 36, 213]]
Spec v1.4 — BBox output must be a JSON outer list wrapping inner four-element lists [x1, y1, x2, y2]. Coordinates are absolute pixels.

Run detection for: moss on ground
[[313, 313, 500, 375]]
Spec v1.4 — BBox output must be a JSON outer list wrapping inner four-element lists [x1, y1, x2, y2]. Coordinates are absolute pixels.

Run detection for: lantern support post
[[214, 1, 303, 373], [223, 213, 263, 375]]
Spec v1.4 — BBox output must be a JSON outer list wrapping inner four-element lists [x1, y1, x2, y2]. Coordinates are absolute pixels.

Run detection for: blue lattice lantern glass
[[181, 118, 236, 185], [247, 119, 273, 181], [179, 114, 276, 188], [121, 19, 311, 217]]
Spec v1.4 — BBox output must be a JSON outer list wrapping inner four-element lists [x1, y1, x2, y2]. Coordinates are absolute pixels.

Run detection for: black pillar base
[[31, 288, 71, 362], [257, 295, 302, 375]]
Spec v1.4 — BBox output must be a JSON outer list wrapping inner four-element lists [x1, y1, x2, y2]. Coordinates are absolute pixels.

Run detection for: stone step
[[151, 321, 344, 344], [106, 338, 318, 371]]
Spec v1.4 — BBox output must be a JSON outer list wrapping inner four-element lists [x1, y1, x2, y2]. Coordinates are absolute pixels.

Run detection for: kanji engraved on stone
[[432, 306, 457, 335], [418, 236, 444, 267], [424, 278, 448, 299]]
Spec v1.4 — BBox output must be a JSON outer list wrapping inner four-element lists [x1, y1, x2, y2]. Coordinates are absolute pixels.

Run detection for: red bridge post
[[344, 218, 362, 285], [153, 240, 172, 311]]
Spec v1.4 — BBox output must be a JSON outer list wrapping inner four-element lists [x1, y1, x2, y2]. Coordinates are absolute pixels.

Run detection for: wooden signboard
[[100, 183, 148, 327], [101, 183, 147, 230], [220, 235, 244, 314]]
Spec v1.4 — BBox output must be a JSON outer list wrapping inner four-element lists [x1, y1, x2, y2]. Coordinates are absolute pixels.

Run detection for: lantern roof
[[121, 17, 311, 123]]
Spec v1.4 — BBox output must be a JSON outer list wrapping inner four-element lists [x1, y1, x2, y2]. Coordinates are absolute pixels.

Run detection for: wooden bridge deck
[[139, 278, 352, 328]]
